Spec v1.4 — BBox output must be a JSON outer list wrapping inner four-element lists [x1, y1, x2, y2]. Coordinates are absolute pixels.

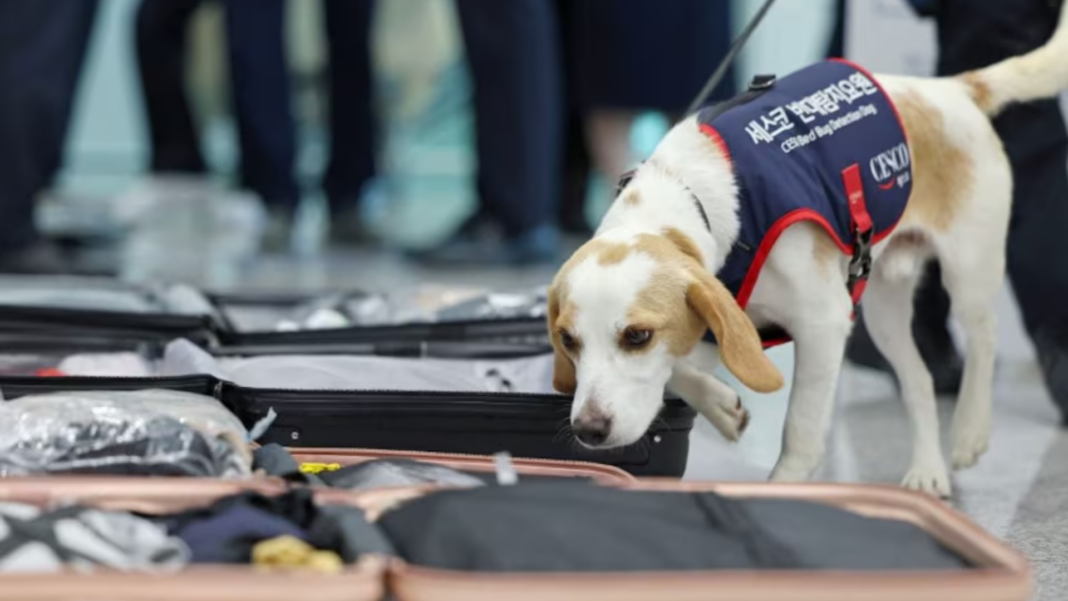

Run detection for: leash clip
[[848, 228, 874, 285]]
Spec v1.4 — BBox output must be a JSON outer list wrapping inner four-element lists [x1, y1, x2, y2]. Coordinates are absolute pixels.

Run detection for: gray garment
[[161, 339, 556, 394], [0, 503, 188, 573]]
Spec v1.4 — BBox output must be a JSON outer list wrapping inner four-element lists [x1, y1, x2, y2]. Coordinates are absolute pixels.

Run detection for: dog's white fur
[[549, 4, 1068, 497]]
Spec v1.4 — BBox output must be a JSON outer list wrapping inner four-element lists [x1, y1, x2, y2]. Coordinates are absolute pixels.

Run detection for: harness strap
[[841, 164, 874, 309]]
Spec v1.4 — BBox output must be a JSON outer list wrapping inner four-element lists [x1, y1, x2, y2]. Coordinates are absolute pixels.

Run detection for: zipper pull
[[494, 452, 518, 486]]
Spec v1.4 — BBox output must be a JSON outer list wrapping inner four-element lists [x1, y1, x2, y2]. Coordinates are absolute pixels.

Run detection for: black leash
[[683, 0, 780, 117]]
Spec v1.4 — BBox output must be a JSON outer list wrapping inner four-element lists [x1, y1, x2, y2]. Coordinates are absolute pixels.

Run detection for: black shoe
[[1031, 330, 1068, 426], [0, 241, 77, 275], [407, 223, 561, 268], [329, 204, 381, 248], [846, 315, 964, 397]]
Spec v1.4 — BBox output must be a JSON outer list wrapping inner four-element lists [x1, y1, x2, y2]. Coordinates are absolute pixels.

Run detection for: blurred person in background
[[406, 0, 563, 266], [208, 0, 563, 264], [553, 0, 737, 239], [563, 0, 736, 197], [0, 0, 100, 273], [841, 0, 1068, 425], [134, 0, 301, 251]]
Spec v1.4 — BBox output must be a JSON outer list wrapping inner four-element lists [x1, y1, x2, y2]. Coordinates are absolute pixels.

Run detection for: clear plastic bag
[[0, 390, 251, 477]]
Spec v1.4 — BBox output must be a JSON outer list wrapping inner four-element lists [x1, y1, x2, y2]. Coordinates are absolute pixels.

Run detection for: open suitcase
[[0, 277, 548, 350], [0, 374, 696, 477], [0, 478, 1031, 601]]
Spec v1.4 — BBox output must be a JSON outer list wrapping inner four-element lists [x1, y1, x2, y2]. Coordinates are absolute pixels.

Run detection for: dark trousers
[[0, 0, 99, 251], [136, 0, 302, 208], [219, 0, 561, 235], [135, 0, 207, 174], [915, 0, 1068, 346]]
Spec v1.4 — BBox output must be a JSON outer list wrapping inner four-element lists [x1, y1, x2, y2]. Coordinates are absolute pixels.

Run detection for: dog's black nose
[[573, 414, 612, 446]]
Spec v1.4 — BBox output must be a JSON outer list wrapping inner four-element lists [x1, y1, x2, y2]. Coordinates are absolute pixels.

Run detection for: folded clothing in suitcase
[[0, 479, 385, 601], [0, 375, 695, 477]]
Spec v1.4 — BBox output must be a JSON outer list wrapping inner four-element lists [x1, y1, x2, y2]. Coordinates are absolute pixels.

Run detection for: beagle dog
[[548, 4, 1068, 497]]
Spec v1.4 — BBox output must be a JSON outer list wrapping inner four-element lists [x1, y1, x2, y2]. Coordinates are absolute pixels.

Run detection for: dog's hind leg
[[937, 243, 1002, 471], [863, 258, 951, 497]]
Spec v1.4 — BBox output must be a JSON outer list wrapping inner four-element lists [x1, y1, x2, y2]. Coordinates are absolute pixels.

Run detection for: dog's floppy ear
[[686, 270, 784, 393], [547, 284, 577, 395]]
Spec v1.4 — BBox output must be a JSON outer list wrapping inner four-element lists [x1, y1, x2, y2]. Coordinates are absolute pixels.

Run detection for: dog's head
[[548, 230, 784, 449]]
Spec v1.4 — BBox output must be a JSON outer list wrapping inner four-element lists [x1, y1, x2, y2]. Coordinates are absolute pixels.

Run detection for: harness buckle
[[848, 227, 873, 287]]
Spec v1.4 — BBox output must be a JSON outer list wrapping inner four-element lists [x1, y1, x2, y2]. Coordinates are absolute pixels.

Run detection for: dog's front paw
[[901, 464, 952, 499], [708, 395, 750, 442]]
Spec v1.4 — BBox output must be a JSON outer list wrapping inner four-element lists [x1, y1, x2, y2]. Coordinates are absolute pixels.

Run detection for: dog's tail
[[958, 1, 1068, 117]]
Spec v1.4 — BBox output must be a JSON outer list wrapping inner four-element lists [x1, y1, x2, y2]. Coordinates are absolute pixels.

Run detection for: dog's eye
[[622, 327, 653, 348], [559, 330, 577, 351]]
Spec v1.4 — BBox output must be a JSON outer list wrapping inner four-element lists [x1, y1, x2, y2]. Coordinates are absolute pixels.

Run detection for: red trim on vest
[[735, 207, 849, 311], [761, 336, 792, 350], [699, 123, 732, 167]]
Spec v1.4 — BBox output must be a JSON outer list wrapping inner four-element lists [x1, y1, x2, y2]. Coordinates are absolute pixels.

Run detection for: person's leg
[[554, 0, 592, 237], [322, 0, 376, 219], [135, 0, 206, 174], [825, 0, 847, 59], [424, 0, 562, 265], [584, 110, 637, 187], [999, 110, 1068, 424], [223, 0, 299, 212], [0, 0, 99, 272]]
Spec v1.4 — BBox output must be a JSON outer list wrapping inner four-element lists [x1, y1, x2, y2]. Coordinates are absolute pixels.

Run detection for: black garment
[[135, 0, 302, 209], [561, 0, 736, 112], [826, 0, 847, 59], [223, 0, 373, 212], [0, 0, 99, 252], [135, 0, 208, 175], [378, 483, 967, 573]]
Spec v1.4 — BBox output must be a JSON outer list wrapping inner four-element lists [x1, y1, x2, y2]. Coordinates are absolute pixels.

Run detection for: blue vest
[[698, 59, 913, 347]]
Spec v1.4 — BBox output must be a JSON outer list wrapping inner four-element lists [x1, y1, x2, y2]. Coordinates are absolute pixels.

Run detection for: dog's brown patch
[[809, 224, 842, 276], [661, 227, 704, 264], [685, 272, 784, 393], [894, 90, 974, 231], [547, 281, 578, 394], [959, 72, 995, 115], [622, 189, 641, 206], [596, 242, 632, 266]]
